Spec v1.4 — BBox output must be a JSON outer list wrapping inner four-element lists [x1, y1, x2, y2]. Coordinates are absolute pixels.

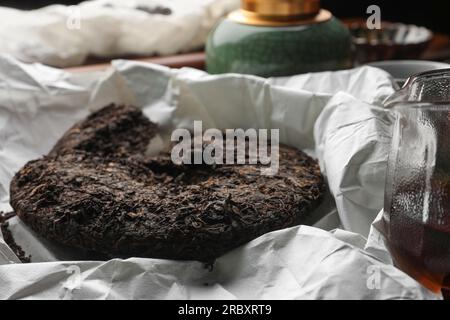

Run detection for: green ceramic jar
[[206, 0, 352, 77]]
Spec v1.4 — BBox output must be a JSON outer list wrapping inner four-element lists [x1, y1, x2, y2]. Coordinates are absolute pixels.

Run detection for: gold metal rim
[[241, 0, 321, 18], [228, 9, 332, 27]]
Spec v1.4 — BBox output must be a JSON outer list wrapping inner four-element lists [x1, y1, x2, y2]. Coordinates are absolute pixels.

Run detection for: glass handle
[[384, 86, 410, 108]]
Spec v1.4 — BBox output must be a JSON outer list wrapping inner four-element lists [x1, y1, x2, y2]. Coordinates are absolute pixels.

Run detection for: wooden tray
[[65, 51, 206, 73]]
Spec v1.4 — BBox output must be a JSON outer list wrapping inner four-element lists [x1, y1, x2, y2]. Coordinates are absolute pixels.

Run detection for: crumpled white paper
[[0, 56, 440, 299], [315, 94, 395, 237], [0, 0, 239, 67], [0, 226, 437, 300]]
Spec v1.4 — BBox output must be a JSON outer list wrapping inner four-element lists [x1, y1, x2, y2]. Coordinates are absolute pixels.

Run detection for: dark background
[[0, 0, 448, 34]]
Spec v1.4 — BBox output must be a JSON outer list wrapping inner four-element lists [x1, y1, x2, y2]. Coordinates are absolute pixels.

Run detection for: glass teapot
[[383, 69, 450, 294]]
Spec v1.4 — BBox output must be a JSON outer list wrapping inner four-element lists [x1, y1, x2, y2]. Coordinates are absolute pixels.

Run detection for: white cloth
[[0, 0, 239, 67]]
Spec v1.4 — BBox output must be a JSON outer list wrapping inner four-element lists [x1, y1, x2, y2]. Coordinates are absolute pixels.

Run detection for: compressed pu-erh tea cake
[[10, 104, 325, 261]]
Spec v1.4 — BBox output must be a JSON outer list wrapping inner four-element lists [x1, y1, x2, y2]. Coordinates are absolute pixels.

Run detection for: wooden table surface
[[64, 34, 450, 74], [65, 51, 206, 73], [422, 33, 450, 61]]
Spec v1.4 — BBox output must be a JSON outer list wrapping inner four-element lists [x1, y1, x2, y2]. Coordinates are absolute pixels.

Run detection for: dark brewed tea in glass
[[383, 69, 450, 294]]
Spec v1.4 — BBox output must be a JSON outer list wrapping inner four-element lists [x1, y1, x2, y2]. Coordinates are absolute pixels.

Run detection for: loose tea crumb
[[103, 3, 172, 15], [10, 104, 325, 262], [0, 211, 16, 224], [136, 5, 172, 15], [0, 221, 31, 263]]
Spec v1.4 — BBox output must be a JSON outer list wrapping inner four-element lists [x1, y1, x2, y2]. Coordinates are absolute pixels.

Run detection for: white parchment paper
[[0, 56, 440, 299]]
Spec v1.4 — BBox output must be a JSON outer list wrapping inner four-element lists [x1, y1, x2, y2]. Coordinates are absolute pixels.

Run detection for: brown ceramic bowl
[[347, 20, 434, 65]]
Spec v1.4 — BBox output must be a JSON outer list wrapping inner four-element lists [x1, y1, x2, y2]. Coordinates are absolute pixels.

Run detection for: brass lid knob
[[229, 0, 330, 27], [241, 0, 321, 20]]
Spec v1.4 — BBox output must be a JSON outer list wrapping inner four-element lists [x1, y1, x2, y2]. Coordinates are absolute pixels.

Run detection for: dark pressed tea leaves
[[0, 211, 15, 224], [9, 105, 325, 262], [0, 221, 31, 263]]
